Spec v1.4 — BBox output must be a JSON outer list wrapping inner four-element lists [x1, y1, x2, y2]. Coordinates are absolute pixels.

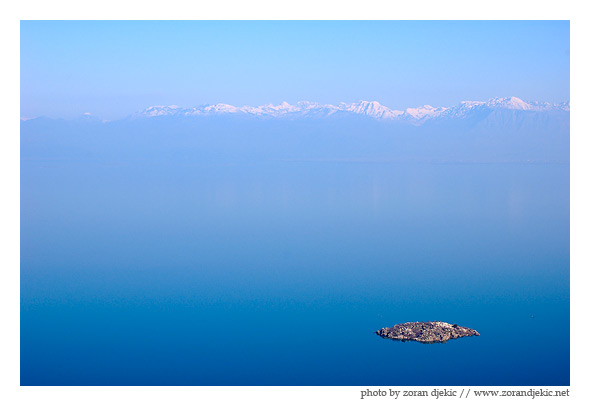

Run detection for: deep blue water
[[21, 160, 569, 385]]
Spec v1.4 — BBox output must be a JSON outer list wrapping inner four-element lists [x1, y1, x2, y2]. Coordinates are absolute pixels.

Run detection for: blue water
[[21, 160, 569, 385]]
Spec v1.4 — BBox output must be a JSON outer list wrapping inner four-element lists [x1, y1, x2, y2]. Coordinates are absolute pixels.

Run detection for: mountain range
[[21, 96, 570, 164], [133, 96, 569, 125]]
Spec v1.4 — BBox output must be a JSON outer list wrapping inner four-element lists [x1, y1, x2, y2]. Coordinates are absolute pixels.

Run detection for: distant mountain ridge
[[134, 96, 570, 125], [21, 96, 570, 164]]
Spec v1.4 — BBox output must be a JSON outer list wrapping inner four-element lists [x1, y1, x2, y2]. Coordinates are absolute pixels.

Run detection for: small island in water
[[376, 321, 480, 343]]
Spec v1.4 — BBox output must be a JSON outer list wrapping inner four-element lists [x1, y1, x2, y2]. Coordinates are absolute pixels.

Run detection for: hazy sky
[[20, 20, 570, 120]]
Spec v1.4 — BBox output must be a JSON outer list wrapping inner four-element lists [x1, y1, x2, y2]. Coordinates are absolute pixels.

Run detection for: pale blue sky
[[20, 21, 569, 120]]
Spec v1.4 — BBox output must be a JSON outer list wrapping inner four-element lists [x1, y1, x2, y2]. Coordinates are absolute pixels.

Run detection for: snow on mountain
[[202, 103, 241, 114], [487, 96, 532, 110], [134, 97, 569, 124], [340, 101, 404, 119], [141, 105, 185, 117], [404, 105, 448, 120], [242, 101, 340, 117]]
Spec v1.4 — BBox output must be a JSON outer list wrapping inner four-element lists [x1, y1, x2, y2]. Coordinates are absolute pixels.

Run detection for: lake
[[21, 159, 569, 385]]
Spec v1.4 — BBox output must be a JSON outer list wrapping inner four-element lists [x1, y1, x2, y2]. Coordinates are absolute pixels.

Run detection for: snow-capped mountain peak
[[404, 104, 448, 120], [487, 96, 531, 110], [339, 100, 404, 119]]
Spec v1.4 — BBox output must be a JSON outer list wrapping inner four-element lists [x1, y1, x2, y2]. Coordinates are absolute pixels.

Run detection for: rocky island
[[376, 321, 479, 343]]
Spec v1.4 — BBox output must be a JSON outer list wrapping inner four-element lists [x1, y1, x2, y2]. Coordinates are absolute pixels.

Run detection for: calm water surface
[[21, 160, 569, 385]]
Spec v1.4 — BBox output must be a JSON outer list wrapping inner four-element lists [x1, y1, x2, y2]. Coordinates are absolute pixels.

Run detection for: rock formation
[[376, 321, 479, 343]]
